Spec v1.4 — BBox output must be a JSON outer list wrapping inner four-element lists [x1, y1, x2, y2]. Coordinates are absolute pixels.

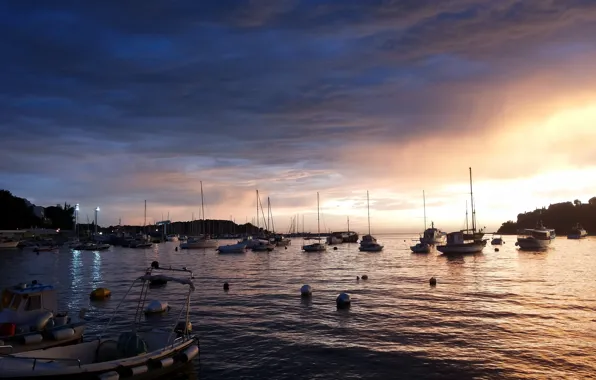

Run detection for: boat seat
[[95, 340, 120, 363]]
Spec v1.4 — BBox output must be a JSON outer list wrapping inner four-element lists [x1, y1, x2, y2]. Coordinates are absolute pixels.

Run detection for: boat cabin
[[0, 281, 58, 326], [518, 229, 550, 240], [446, 232, 468, 244]]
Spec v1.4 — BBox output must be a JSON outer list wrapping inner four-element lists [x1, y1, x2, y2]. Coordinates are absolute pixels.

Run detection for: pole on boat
[[200, 181, 205, 237], [423, 190, 427, 230], [317, 192, 321, 240], [367, 190, 371, 236], [469, 167, 475, 232]]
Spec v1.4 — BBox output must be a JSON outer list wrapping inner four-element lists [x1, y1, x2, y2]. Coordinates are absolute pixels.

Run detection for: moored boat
[[302, 193, 327, 253], [251, 240, 275, 252], [437, 231, 484, 254], [491, 235, 504, 245], [516, 228, 551, 250], [410, 242, 431, 253], [0, 281, 85, 354], [180, 236, 218, 249], [358, 191, 383, 252], [0, 273, 198, 379], [567, 223, 588, 239], [217, 242, 247, 254]]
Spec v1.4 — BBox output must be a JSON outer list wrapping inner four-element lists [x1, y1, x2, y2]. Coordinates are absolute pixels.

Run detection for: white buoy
[[300, 284, 312, 297], [144, 300, 170, 315], [336, 292, 351, 309]]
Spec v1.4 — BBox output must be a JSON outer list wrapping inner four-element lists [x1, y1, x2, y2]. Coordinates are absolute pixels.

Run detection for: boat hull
[[436, 243, 484, 254], [0, 337, 198, 380], [0, 241, 20, 249], [0, 323, 85, 354], [516, 238, 550, 250], [217, 243, 247, 254], [302, 243, 326, 252], [410, 243, 431, 253]]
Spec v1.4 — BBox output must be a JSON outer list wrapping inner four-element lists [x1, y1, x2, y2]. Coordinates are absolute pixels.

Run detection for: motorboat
[[421, 222, 446, 245], [0, 271, 198, 379], [75, 242, 111, 251], [251, 240, 275, 252], [0, 281, 85, 354], [0, 240, 20, 249], [567, 223, 588, 239], [180, 236, 218, 249], [437, 231, 484, 254], [358, 191, 383, 252], [410, 242, 431, 253], [491, 235, 504, 245], [32, 245, 59, 252], [302, 240, 327, 252], [217, 242, 247, 254], [359, 234, 384, 252], [516, 228, 551, 250]]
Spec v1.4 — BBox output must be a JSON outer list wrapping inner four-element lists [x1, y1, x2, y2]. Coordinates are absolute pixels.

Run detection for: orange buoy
[[90, 288, 111, 300]]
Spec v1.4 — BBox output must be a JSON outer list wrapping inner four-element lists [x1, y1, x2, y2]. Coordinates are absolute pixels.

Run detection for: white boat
[[272, 235, 292, 247], [567, 223, 588, 239], [0, 272, 198, 379], [437, 231, 485, 254], [217, 242, 247, 254], [0, 240, 20, 249], [410, 242, 431, 253], [516, 228, 551, 250], [416, 191, 446, 246], [237, 236, 260, 249], [359, 191, 383, 252], [302, 193, 327, 252], [165, 234, 179, 242], [0, 281, 85, 354], [180, 236, 218, 249]]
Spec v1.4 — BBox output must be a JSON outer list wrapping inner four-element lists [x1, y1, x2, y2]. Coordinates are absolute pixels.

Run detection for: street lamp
[[94, 206, 100, 235]]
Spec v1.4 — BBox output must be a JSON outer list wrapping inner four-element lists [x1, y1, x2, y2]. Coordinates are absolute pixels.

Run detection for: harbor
[[1, 236, 595, 378]]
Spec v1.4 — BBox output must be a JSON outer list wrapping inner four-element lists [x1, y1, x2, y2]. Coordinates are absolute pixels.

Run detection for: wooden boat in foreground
[[0, 273, 198, 379]]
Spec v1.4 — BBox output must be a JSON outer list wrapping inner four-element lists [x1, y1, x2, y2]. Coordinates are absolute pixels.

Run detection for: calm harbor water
[[1, 235, 595, 379]]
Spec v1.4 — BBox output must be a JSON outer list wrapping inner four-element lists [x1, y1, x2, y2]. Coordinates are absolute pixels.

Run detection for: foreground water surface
[[1, 234, 595, 379]]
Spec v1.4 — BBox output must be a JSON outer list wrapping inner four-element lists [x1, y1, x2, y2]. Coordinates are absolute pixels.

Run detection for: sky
[[1, 0, 596, 234]]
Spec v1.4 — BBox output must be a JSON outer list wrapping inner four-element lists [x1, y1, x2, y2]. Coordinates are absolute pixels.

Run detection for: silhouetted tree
[[0, 190, 42, 229]]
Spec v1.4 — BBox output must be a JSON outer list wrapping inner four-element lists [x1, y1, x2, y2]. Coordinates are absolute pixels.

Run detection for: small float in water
[[144, 300, 170, 315], [0, 281, 85, 354]]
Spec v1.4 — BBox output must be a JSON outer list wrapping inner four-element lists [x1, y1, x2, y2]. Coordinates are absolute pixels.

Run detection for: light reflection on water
[[0, 235, 595, 378]]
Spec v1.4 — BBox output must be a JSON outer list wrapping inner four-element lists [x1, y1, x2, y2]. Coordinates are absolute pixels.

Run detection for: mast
[[267, 197, 271, 233], [465, 200, 469, 232], [347, 216, 350, 233], [144, 200, 147, 235], [317, 192, 321, 239], [256, 190, 259, 233], [200, 181, 205, 237], [367, 190, 371, 235], [469, 167, 476, 232], [423, 190, 427, 230]]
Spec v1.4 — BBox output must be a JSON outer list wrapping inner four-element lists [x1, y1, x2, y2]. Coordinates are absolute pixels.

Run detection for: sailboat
[[268, 197, 292, 247], [250, 191, 275, 251], [302, 192, 327, 252], [359, 191, 384, 252], [180, 181, 218, 249], [437, 168, 485, 254]]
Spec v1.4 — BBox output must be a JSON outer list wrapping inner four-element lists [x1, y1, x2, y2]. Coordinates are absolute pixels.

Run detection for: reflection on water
[[0, 235, 595, 379]]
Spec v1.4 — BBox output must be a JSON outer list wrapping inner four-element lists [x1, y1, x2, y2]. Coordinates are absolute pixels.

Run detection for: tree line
[[0, 190, 75, 230], [497, 197, 596, 235]]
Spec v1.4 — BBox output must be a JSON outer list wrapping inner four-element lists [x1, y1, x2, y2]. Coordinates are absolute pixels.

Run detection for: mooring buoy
[[223, 282, 229, 291], [336, 293, 351, 309], [429, 277, 437, 286], [300, 284, 312, 297]]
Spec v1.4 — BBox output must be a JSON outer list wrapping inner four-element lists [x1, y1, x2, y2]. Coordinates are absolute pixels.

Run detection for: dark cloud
[[1, 0, 595, 225]]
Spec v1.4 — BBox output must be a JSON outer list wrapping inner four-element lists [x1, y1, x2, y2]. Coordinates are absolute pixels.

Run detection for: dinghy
[[0, 273, 198, 379], [0, 281, 85, 354]]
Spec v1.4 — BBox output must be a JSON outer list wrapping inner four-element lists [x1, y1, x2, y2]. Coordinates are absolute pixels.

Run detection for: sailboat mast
[[144, 200, 147, 235], [256, 190, 259, 230], [347, 216, 350, 232], [367, 190, 371, 235], [317, 192, 320, 238], [200, 181, 205, 236], [423, 190, 427, 230], [465, 200, 469, 232], [469, 167, 476, 231]]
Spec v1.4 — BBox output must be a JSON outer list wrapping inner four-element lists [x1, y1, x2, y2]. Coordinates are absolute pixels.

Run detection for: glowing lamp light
[[75, 204, 80, 211], [95, 207, 100, 212]]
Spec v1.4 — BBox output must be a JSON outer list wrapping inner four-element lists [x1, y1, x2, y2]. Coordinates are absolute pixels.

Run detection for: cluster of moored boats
[[0, 262, 198, 379]]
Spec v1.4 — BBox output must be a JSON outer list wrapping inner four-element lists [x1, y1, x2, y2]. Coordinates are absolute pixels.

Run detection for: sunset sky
[[2, 1, 596, 233]]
